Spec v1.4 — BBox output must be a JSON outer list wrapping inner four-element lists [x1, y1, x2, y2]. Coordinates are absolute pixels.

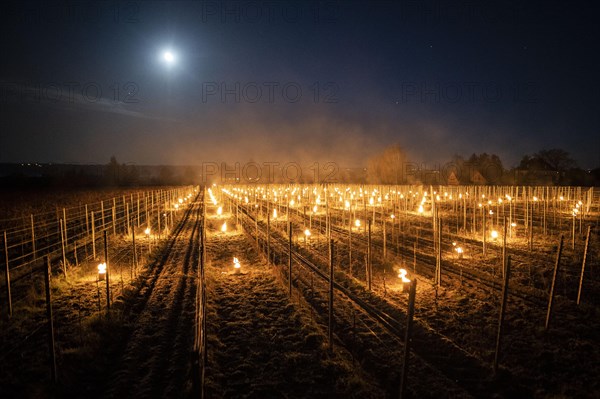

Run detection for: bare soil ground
[[203, 230, 382, 398]]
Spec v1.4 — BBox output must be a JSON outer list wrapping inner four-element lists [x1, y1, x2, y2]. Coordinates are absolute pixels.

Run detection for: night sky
[[0, 0, 598, 168]]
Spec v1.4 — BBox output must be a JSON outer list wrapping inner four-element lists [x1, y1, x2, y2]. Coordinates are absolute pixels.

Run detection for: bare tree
[[367, 144, 407, 184], [535, 149, 577, 171]]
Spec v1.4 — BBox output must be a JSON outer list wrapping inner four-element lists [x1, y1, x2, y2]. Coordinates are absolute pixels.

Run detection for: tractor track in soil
[[102, 194, 202, 398]]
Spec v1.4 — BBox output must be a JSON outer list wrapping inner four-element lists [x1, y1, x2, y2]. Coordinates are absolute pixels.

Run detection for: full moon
[[163, 50, 175, 64]]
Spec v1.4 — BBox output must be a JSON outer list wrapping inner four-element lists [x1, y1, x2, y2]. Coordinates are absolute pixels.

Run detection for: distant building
[[446, 171, 460, 186], [470, 170, 487, 185]]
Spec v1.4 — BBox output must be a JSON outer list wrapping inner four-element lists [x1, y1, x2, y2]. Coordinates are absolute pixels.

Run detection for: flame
[[98, 263, 107, 274], [456, 247, 463, 254], [418, 205, 424, 214], [304, 229, 311, 236], [398, 268, 410, 283], [491, 230, 499, 239], [217, 206, 223, 215], [221, 222, 227, 232], [145, 227, 151, 235], [233, 257, 241, 269], [273, 209, 278, 219], [208, 188, 218, 205], [355, 219, 361, 227], [312, 205, 318, 213]]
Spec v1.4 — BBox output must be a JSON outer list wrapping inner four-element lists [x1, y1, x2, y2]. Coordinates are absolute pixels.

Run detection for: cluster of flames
[[217, 185, 587, 221], [215, 184, 587, 253]]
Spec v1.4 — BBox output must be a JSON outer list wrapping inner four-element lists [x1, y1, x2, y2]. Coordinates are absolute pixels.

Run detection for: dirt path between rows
[[204, 231, 382, 398], [101, 200, 201, 398]]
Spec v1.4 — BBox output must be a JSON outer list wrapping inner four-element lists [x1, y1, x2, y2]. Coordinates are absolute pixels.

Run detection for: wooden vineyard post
[[482, 209, 487, 257], [577, 226, 591, 305], [472, 197, 476, 235], [529, 203, 534, 251], [328, 239, 334, 353], [383, 216, 387, 259], [4, 231, 12, 317], [391, 207, 395, 253], [158, 201, 163, 238], [199, 218, 207, 399], [348, 214, 352, 276], [502, 216, 507, 279], [362, 191, 367, 233], [101, 201, 105, 232], [63, 208, 68, 247], [255, 206, 259, 250], [73, 242, 79, 268], [545, 235, 563, 330], [367, 219, 372, 290], [543, 199, 547, 236], [84, 205, 90, 258], [267, 211, 271, 266], [463, 195, 467, 232], [104, 231, 111, 312], [112, 199, 117, 236], [572, 213, 576, 251], [126, 203, 131, 236], [132, 225, 137, 278], [202, 218, 207, 398], [509, 198, 513, 238], [59, 219, 68, 280], [31, 215, 36, 260], [413, 242, 416, 274], [91, 211, 96, 259], [494, 255, 511, 374], [288, 222, 292, 297], [44, 256, 58, 383], [436, 218, 442, 287], [399, 279, 417, 399]]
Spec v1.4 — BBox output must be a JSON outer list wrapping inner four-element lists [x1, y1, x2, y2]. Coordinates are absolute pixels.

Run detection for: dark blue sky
[[1, 0, 598, 168]]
